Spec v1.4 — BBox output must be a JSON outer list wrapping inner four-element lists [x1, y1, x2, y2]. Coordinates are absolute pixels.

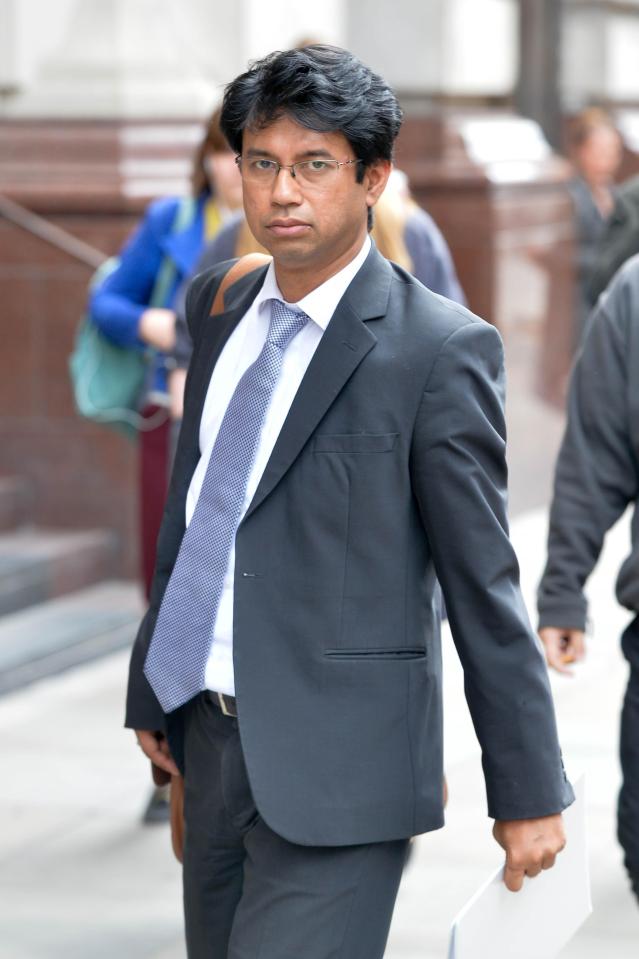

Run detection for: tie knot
[[267, 299, 309, 350]]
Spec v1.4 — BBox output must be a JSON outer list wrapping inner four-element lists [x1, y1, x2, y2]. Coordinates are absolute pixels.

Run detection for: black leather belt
[[205, 690, 238, 717]]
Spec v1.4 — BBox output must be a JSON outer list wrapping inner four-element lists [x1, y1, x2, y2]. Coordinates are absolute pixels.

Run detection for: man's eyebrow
[[296, 150, 335, 159], [244, 148, 277, 158], [243, 148, 337, 160]]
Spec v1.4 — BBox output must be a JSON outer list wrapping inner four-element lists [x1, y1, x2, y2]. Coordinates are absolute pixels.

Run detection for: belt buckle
[[217, 692, 233, 717]]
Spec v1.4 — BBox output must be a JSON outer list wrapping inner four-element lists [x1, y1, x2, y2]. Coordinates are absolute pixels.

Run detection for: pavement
[[2, 382, 639, 956]]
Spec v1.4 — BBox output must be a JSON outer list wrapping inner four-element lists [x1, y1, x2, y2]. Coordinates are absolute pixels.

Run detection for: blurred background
[[5, 0, 639, 570], [1, 1, 639, 957], [4, 0, 639, 571]]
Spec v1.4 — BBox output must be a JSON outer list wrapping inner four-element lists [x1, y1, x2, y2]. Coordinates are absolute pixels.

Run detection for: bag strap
[[129, 197, 199, 431], [210, 253, 272, 316], [150, 196, 199, 309]]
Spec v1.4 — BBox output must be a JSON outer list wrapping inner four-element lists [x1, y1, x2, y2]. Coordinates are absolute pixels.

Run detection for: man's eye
[[253, 159, 276, 172], [306, 160, 329, 172]]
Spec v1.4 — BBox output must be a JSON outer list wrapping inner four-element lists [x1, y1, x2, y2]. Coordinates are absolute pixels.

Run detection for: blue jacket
[[90, 194, 207, 394]]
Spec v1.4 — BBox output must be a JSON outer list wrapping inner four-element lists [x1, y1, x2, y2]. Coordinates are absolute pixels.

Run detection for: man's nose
[[271, 166, 302, 205]]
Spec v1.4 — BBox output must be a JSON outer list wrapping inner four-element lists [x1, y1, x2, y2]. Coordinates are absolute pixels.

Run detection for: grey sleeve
[[172, 245, 219, 368], [404, 208, 466, 306], [173, 303, 193, 370], [538, 271, 639, 630], [411, 320, 572, 820], [172, 222, 242, 369]]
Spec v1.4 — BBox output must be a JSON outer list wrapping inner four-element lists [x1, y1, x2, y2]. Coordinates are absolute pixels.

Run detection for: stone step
[[0, 477, 32, 531], [0, 580, 144, 695], [0, 527, 119, 616]]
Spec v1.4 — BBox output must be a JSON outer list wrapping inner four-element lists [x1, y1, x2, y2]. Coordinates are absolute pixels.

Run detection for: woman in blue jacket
[[90, 108, 242, 601]]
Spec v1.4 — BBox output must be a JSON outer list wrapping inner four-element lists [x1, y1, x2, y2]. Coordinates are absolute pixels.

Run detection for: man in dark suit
[[126, 45, 573, 959]]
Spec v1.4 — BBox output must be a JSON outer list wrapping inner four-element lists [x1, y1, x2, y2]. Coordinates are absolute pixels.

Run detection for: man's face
[[239, 114, 389, 273]]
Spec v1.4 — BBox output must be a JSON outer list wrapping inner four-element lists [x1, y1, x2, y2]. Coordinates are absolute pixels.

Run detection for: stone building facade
[[1, 0, 638, 577]]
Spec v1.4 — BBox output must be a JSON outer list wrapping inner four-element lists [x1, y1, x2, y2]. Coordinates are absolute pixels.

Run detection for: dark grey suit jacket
[[126, 245, 573, 846]]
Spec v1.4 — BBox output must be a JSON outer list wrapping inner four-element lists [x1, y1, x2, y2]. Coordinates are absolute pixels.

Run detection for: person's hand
[[167, 367, 187, 421], [138, 308, 177, 352], [539, 626, 585, 675], [135, 729, 180, 778], [493, 813, 566, 892]]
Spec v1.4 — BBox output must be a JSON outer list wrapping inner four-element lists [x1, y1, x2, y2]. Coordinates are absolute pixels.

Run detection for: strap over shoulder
[[210, 253, 272, 316]]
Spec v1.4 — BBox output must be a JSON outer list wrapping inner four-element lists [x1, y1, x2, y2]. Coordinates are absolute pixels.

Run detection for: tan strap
[[169, 774, 185, 863], [210, 253, 272, 317]]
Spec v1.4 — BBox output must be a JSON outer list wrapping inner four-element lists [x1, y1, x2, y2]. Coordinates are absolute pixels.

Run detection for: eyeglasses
[[235, 155, 363, 189]]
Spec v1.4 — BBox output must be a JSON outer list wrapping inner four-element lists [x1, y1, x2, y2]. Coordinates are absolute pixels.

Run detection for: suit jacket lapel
[[244, 246, 393, 521]]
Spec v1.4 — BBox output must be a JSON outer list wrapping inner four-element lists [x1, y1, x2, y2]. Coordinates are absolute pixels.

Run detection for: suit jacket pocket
[[324, 647, 426, 660], [313, 432, 398, 454]]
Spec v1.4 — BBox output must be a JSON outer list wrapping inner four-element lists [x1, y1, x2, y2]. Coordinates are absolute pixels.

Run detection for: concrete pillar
[[243, 0, 345, 62], [516, 0, 562, 148], [562, 0, 639, 108], [0, 0, 19, 98], [185, 0, 346, 88], [346, 0, 518, 98], [6, 0, 215, 118]]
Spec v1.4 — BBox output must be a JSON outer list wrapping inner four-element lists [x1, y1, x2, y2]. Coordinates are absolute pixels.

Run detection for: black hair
[[220, 44, 403, 182]]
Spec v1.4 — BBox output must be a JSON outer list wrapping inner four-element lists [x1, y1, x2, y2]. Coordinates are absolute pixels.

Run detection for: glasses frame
[[235, 155, 363, 185]]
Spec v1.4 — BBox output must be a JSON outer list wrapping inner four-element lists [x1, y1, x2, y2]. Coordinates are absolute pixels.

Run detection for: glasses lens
[[295, 159, 339, 187], [243, 158, 278, 182]]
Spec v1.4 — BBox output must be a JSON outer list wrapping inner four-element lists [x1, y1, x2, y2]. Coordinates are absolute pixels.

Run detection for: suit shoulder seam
[[421, 318, 482, 393]]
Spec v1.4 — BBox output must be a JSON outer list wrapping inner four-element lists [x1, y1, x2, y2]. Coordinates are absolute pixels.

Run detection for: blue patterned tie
[[144, 300, 309, 713]]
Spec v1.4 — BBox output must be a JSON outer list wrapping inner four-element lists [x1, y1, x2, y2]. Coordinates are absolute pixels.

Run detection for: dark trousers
[[619, 620, 639, 895], [182, 693, 409, 959]]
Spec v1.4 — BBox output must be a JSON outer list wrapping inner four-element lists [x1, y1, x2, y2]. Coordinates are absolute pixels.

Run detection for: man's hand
[[493, 813, 566, 892], [539, 626, 585, 675], [135, 729, 180, 778]]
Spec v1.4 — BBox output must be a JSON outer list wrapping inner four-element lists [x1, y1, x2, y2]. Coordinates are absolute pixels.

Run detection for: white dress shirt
[[185, 235, 371, 696]]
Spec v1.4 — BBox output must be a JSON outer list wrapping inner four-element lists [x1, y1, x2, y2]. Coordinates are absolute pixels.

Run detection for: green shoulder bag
[[69, 197, 196, 439]]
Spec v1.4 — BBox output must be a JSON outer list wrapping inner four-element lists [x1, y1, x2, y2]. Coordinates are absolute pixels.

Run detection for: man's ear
[[363, 160, 392, 209]]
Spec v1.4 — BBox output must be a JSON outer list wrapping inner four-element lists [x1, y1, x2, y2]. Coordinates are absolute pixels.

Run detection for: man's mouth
[[266, 219, 311, 237]]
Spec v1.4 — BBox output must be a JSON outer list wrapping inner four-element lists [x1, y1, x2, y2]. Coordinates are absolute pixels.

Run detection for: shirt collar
[[255, 235, 371, 331]]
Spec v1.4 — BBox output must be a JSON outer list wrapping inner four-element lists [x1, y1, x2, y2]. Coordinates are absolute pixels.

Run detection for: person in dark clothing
[[587, 174, 639, 308], [566, 109, 622, 344], [538, 253, 639, 902]]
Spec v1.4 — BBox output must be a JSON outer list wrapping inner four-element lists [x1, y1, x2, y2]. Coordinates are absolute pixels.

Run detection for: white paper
[[448, 776, 591, 959]]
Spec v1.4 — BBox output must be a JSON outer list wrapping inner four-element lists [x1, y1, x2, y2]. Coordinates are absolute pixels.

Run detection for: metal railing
[[0, 193, 106, 270]]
